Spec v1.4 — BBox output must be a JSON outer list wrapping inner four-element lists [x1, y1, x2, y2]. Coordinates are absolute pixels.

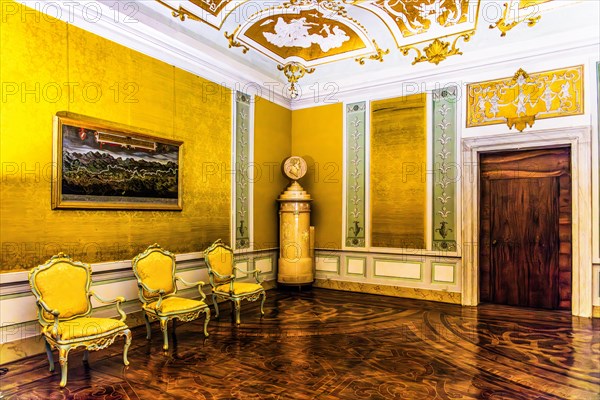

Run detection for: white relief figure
[[559, 81, 571, 100], [264, 17, 315, 49], [385, 0, 463, 34], [516, 74, 527, 86], [515, 91, 528, 115], [415, 1, 446, 22], [263, 17, 350, 52], [489, 93, 500, 117], [319, 25, 350, 52], [542, 86, 555, 112], [477, 96, 487, 113]]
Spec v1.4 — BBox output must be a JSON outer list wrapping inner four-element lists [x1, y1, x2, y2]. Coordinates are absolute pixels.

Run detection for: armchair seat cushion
[[43, 317, 126, 341], [215, 282, 264, 295], [144, 296, 207, 314]]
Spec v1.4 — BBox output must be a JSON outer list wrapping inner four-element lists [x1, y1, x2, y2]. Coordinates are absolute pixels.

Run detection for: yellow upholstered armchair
[[132, 244, 210, 351], [203, 239, 266, 324], [28, 253, 131, 388]]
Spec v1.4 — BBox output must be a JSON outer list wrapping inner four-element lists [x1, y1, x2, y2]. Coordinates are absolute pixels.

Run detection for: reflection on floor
[[1, 288, 599, 399]]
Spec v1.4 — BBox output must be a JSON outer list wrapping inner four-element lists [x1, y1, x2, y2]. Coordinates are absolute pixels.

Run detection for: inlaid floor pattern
[[1, 288, 599, 399]]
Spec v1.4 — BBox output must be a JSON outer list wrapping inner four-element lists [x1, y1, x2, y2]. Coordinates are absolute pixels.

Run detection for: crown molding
[[290, 31, 600, 110], [14, 1, 599, 112]]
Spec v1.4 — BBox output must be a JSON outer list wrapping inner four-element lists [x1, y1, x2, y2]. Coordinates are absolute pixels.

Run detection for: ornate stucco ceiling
[[19, 0, 596, 106], [147, 0, 588, 98]]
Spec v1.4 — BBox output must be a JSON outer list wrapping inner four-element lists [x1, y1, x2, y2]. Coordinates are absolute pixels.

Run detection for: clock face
[[283, 156, 307, 180]]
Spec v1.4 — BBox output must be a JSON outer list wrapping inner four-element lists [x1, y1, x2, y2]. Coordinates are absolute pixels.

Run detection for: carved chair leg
[[212, 294, 219, 318], [234, 299, 241, 325], [203, 308, 210, 337], [144, 313, 152, 340], [123, 329, 132, 366], [58, 346, 70, 388], [160, 319, 169, 351], [260, 291, 266, 316], [44, 340, 55, 372]]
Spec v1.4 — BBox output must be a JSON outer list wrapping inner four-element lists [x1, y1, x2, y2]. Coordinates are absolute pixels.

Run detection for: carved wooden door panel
[[479, 148, 571, 310]]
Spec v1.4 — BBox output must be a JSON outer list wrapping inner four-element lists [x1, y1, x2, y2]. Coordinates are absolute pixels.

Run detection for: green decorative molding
[[597, 62, 600, 258], [316, 256, 341, 274], [432, 87, 457, 251], [345, 101, 366, 247], [254, 255, 275, 275], [373, 258, 423, 281], [346, 256, 367, 277], [431, 262, 456, 284], [235, 92, 251, 249]]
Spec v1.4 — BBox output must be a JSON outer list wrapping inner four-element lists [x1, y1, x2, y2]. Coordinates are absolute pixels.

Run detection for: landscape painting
[[52, 112, 182, 210]]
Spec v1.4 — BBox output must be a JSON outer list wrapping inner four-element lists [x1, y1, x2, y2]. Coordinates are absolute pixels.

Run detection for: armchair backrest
[[204, 239, 234, 287], [132, 244, 177, 303], [29, 253, 92, 326]]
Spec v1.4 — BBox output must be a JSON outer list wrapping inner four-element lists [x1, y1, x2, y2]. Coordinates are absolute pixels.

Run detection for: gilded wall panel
[[370, 94, 427, 249], [467, 65, 584, 128], [253, 97, 292, 249], [0, 1, 230, 271], [432, 87, 457, 251], [345, 102, 366, 247], [291, 104, 344, 249]]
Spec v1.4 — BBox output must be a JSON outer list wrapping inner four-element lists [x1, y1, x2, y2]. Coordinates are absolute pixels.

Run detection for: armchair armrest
[[90, 291, 127, 322], [212, 270, 235, 280], [137, 280, 166, 311], [175, 276, 207, 301], [38, 299, 60, 338], [233, 266, 263, 283]]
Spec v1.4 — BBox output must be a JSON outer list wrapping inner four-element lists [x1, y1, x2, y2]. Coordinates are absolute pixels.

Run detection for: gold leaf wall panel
[[254, 97, 292, 249], [466, 65, 584, 128], [370, 94, 427, 249], [291, 104, 344, 249], [0, 1, 231, 271]]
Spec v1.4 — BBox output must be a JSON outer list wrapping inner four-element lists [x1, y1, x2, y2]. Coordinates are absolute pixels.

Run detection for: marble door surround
[[461, 126, 593, 317]]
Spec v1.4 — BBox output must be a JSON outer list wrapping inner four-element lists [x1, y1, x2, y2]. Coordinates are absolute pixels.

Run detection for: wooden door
[[479, 148, 571, 310]]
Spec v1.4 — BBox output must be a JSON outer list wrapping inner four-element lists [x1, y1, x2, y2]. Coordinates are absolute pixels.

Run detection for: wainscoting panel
[[315, 256, 341, 273], [374, 259, 422, 281], [314, 250, 461, 303]]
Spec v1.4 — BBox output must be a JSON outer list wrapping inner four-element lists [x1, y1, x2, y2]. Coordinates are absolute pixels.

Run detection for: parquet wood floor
[[1, 288, 598, 399]]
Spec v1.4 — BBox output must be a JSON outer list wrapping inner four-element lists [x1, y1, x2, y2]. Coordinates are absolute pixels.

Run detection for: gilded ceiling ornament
[[155, 0, 201, 22], [284, 0, 349, 17], [225, 26, 249, 54], [489, 2, 542, 37], [239, 4, 373, 66], [401, 32, 473, 65], [277, 62, 315, 99], [355, 40, 389, 65]]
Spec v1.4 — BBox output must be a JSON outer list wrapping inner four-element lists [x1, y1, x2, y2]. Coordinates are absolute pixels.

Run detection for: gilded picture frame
[[52, 112, 183, 210]]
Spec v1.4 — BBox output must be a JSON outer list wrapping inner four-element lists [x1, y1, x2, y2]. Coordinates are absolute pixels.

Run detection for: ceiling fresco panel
[[156, 0, 248, 29], [354, 0, 480, 48], [236, 3, 377, 67]]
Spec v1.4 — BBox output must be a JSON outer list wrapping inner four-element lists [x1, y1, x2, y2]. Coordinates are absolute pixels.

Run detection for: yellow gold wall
[[291, 103, 343, 249], [370, 94, 427, 249], [0, 1, 231, 271], [253, 97, 292, 249]]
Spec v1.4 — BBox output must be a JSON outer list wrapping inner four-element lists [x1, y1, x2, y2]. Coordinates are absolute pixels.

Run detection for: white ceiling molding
[[15, 0, 600, 111]]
